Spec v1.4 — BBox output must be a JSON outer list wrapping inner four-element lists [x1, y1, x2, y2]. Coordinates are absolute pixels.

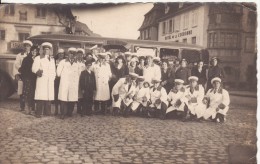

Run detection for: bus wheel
[[0, 74, 11, 101]]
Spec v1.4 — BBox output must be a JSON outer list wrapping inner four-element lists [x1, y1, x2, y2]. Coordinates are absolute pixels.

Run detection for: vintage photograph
[[0, 2, 257, 164]]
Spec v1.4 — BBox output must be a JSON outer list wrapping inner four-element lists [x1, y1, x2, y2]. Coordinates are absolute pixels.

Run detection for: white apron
[[166, 88, 186, 113], [150, 86, 168, 109], [131, 87, 150, 111]]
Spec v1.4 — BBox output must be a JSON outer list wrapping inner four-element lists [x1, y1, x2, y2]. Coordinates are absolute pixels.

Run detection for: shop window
[[19, 11, 27, 21], [183, 13, 189, 30], [36, 7, 46, 18], [18, 33, 30, 41], [0, 30, 5, 40], [169, 19, 173, 33], [174, 16, 180, 32], [192, 37, 196, 44], [4, 4, 15, 16], [192, 10, 198, 27], [162, 22, 166, 35]]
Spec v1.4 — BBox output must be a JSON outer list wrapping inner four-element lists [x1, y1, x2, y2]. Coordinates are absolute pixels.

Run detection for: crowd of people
[[14, 40, 230, 123]]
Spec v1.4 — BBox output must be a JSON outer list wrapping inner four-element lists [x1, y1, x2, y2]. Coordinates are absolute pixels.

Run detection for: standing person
[[191, 60, 207, 87], [76, 48, 86, 115], [57, 47, 80, 119], [207, 57, 224, 91], [138, 56, 146, 70], [54, 48, 65, 116], [93, 53, 112, 115], [13, 40, 32, 111], [79, 60, 96, 116], [143, 55, 161, 84], [32, 42, 56, 118], [128, 57, 143, 76], [148, 78, 168, 119], [172, 58, 181, 73], [161, 60, 175, 93], [203, 77, 230, 123], [19, 45, 38, 115], [175, 59, 191, 85], [124, 52, 132, 67], [110, 55, 128, 87]]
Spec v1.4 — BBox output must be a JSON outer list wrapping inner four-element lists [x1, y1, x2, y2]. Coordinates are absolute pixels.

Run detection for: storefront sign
[[10, 41, 24, 49], [165, 30, 193, 40]]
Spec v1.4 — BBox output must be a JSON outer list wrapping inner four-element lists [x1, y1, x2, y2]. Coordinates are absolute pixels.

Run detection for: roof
[[75, 21, 101, 37], [28, 34, 205, 50]]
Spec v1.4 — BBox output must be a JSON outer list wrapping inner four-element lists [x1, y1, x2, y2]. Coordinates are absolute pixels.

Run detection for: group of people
[[14, 40, 230, 123]]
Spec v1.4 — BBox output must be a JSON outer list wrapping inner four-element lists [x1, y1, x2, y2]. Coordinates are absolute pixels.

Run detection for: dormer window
[[179, 3, 184, 8], [165, 4, 170, 14]]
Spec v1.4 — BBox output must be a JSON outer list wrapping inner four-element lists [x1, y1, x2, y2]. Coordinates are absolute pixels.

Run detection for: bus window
[[59, 42, 81, 50], [159, 48, 179, 63], [181, 49, 200, 63], [201, 49, 209, 65], [134, 46, 157, 56]]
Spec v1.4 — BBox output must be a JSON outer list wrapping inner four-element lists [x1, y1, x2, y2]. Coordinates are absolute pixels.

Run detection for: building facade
[[0, 4, 98, 54], [139, 2, 257, 86]]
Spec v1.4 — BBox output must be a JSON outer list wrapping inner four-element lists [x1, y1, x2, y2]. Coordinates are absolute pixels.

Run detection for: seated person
[[166, 79, 187, 119], [184, 76, 205, 121], [131, 76, 150, 117], [203, 77, 230, 123], [111, 73, 139, 117], [148, 78, 168, 119]]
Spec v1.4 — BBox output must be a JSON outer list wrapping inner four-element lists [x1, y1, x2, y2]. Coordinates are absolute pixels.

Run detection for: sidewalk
[[229, 90, 257, 98]]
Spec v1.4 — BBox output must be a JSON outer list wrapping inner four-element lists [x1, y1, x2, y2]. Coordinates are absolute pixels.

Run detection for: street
[[0, 94, 257, 164]]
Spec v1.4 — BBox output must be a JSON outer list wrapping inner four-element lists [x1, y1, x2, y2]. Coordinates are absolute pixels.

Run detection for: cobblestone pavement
[[0, 95, 257, 164]]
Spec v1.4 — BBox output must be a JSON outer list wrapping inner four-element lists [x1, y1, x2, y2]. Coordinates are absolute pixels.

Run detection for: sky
[[72, 3, 153, 39]]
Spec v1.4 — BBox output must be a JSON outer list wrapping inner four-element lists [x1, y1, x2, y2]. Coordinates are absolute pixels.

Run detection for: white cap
[[188, 76, 199, 82], [130, 57, 139, 63], [211, 77, 221, 84], [153, 56, 161, 61], [174, 79, 184, 84], [41, 42, 52, 49], [68, 47, 77, 52], [98, 52, 107, 58], [125, 52, 132, 56], [77, 48, 85, 54], [23, 40, 33, 47], [137, 76, 145, 81], [129, 72, 139, 78], [57, 48, 64, 54], [152, 78, 161, 83]]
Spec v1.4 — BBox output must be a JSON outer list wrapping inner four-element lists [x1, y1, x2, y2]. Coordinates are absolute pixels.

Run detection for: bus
[[0, 34, 209, 100]]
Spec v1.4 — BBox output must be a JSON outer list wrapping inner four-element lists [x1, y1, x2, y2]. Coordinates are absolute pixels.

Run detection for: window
[[0, 30, 5, 40], [192, 10, 198, 27], [162, 22, 166, 35], [192, 37, 196, 44], [183, 13, 189, 30], [4, 4, 15, 16], [18, 33, 30, 41], [36, 7, 46, 18], [174, 16, 180, 32], [19, 11, 27, 21], [216, 14, 221, 23], [209, 32, 239, 48], [209, 32, 217, 48], [179, 3, 184, 8], [169, 19, 173, 33], [183, 38, 187, 43]]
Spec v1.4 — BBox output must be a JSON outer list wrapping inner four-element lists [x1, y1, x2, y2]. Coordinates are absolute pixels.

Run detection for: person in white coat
[[203, 77, 230, 123], [57, 47, 81, 119], [111, 73, 138, 117], [148, 78, 168, 119], [143, 55, 161, 84], [92, 53, 112, 114], [32, 42, 56, 118], [184, 76, 205, 121], [76, 48, 86, 115], [131, 76, 150, 117], [14, 40, 32, 111], [166, 79, 187, 120]]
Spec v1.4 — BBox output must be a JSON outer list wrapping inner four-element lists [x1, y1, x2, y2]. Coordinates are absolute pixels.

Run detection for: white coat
[[203, 88, 230, 119], [112, 78, 138, 108], [166, 87, 187, 113], [93, 62, 112, 101], [185, 85, 205, 118], [150, 86, 168, 109], [32, 56, 56, 101], [57, 59, 81, 102], [143, 64, 161, 84], [131, 86, 150, 111]]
